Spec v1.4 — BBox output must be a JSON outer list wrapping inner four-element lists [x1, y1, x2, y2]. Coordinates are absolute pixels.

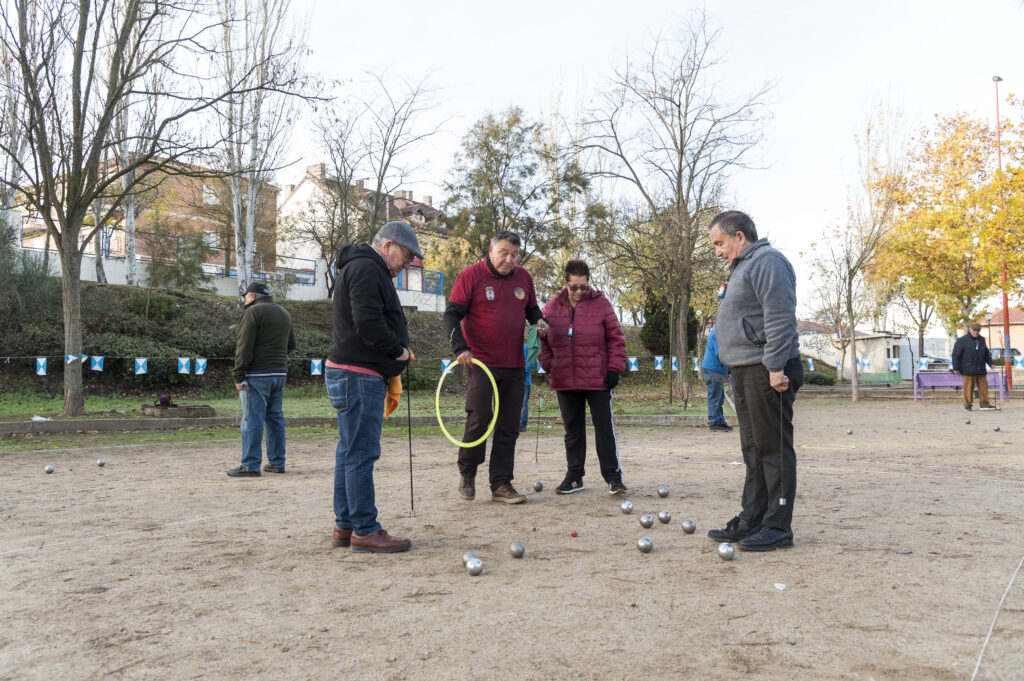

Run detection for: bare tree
[[213, 0, 307, 298], [0, 21, 27, 251], [0, 0, 293, 416], [582, 11, 771, 398], [809, 107, 904, 400]]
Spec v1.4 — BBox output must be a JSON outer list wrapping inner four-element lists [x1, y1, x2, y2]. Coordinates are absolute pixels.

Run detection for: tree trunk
[[93, 228, 107, 283], [231, 174, 247, 297], [850, 337, 860, 401], [847, 287, 860, 402], [674, 287, 692, 401], [124, 184, 137, 285], [245, 177, 259, 282], [59, 246, 85, 417], [43, 230, 51, 273]]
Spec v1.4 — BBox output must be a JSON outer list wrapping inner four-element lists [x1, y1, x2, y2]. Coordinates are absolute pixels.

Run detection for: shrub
[[805, 371, 835, 386]]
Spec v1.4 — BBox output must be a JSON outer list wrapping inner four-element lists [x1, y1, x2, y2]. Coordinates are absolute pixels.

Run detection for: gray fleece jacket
[[715, 239, 799, 370]]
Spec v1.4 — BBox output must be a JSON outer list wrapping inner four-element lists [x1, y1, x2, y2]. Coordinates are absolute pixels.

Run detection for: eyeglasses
[[396, 243, 415, 265], [567, 284, 589, 292]]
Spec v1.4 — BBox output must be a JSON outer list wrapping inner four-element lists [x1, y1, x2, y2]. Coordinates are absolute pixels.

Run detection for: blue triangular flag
[[862, 359, 871, 371], [310, 359, 323, 376], [1015, 356, 1024, 369], [36, 357, 46, 375], [889, 358, 899, 372], [628, 357, 638, 372], [135, 358, 147, 375], [671, 356, 679, 371], [536, 363, 545, 374], [195, 358, 207, 374], [177, 357, 191, 374], [918, 358, 929, 371], [835, 358, 842, 371], [692, 357, 699, 372], [807, 358, 814, 371], [441, 359, 452, 373], [90, 356, 104, 371], [654, 356, 664, 370], [65, 354, 78, 364]]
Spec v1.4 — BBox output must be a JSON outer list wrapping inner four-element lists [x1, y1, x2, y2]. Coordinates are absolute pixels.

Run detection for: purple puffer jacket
[[539, 287, 627, 391]]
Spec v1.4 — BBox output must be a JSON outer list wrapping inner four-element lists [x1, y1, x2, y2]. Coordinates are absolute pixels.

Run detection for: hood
[[337, 244, 387, 271]]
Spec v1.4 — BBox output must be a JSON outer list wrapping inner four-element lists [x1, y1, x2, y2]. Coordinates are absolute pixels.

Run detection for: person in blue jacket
[[702, 324, 732, 432]]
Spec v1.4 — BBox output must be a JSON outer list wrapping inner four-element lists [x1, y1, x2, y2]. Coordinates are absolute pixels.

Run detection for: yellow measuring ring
[[435, 358, 499, 448]]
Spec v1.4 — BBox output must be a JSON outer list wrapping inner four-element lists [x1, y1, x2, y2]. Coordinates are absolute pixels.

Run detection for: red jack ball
[[571, 531, 577, 537]]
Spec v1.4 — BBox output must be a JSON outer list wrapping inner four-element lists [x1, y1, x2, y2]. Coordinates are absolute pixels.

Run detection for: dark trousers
[[731, 356, 804, 531], [556, 389, 622, 483], [458, 365, 525, 489]]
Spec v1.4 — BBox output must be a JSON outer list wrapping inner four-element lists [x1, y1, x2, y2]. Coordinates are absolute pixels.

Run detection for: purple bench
[[913, 371, 1006, 402]]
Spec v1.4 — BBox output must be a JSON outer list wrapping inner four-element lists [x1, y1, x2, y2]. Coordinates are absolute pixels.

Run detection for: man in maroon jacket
[[539, 259, 628, 494], [444, 230, 547, 504]]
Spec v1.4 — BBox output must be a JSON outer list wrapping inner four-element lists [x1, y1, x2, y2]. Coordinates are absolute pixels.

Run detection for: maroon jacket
[[539, 287, 627, 391]]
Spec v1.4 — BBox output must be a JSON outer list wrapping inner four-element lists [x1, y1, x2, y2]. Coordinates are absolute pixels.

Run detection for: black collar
[[486, 258, 515, 279]]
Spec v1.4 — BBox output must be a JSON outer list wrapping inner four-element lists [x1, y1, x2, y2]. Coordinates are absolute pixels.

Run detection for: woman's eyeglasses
[[567, 284, 589, 292]]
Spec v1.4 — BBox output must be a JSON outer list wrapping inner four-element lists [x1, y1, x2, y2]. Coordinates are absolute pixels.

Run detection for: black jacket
[[951, 333, 992, 376], [232, 296, 296, 384], [328, 244, 410, 378]]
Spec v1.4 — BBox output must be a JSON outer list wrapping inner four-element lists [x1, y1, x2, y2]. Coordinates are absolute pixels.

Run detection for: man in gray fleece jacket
[[706, 211, 803, 551]]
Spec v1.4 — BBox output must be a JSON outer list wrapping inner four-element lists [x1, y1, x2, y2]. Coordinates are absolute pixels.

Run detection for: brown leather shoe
[[331, 526, 352, 547], [491, 482, 527, 504], [458, 475, 475, 501], [351, 529, 411, 553]]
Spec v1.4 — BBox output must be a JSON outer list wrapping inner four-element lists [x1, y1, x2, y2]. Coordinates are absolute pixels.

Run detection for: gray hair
[[709, 211, 758, 242], [491, 230, 522, 249]]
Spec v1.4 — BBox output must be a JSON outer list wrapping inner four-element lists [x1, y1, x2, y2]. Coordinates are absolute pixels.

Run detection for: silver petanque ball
[[717, 542, 736, 561], [620, 500, 634, 514], [533, 480, 543, 492], [657, 485, 669, 498], [846, 429, 853, 435], [964, 418, 971, 425], [681, 518, 696, 534], [637, 537, 653, 553], [657, 510, 672, 524], [45, 465, 54, 474], [97, 459, 106, 467], [509, 542, 525, 558], [466, 558, 484, 576], [994, 425, 1001, 432], [639, 513, 654, 529], [462, 550, 478, 566]]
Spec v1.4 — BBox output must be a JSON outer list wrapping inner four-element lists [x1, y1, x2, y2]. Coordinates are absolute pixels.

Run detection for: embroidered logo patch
[[485, 286, 495, 301], [514, 287, 525, 300]]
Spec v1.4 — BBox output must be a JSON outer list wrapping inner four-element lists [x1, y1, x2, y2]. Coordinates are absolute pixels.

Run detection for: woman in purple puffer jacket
[[539, 260, 628, 495]]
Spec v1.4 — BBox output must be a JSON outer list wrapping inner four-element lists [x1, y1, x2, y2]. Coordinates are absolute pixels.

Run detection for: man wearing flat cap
[[325, 220, 422, 553], [952, 323, 996, 411], [228, 281, 297, 477]]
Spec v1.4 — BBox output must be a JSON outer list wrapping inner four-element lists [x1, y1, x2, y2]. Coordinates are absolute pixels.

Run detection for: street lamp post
[[993, 75, 1013, 389]]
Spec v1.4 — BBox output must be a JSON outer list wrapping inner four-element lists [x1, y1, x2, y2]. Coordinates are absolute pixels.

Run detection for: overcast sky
[[284, 0, 1024, 318]]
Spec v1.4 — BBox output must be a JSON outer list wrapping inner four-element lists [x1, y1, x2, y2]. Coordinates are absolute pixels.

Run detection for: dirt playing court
[[2, 399, 1023, 680]]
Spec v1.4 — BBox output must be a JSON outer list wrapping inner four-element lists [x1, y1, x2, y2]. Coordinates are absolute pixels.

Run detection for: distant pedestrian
[[227, 282, 296, 477], [702, 324, 732, 432], [952, 323, 995, 411]]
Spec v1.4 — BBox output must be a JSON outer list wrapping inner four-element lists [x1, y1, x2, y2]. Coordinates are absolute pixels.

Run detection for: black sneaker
[[555, 476, 584, 494], [608, 479, 627, 495], [738, 526, 794, 551], [263, 464, 285, 473], [709, 423, 733, 432], [979, 405, 997, 411], [226, 465, 261, 477], [964, 405, 973, 411], [707, 515, 757, 541]]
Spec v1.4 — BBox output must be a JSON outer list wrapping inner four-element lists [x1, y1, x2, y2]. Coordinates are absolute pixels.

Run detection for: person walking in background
[[326, 220, 422, 553], [706, 211, 803, 552], [520, 343, 532, 432], [444, 230, 547, 505], [227, 282, 296, 477], [952, 322, 996, 411], [702, 324, 732, 432], [539, 260, 628, 495]]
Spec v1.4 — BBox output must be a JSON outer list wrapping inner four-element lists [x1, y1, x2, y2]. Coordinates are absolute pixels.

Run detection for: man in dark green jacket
[[227, 282, 297, 477]]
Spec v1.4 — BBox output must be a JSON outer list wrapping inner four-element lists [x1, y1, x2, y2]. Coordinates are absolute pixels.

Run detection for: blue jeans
[[703, 369, 727, 426], [240, 374, 286, 471], [520, 384, 531, 432], [326, 368, 386, 536]]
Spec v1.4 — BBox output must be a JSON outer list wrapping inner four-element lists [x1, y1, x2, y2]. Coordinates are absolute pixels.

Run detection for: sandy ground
[[1, 398, 1023, 681]]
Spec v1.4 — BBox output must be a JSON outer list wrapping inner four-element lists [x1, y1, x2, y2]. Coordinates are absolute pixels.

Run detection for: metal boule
[[717, 542, 735, 561], [509, 542, 525, 558], [681, 518, 696, 534], [637, 537, 653, 553], [657, 510, 671, 524], [45, 465, 54, 474], [620, 500, 633, 514], [846, 429, 853, 435], [657, 485, 669, 497], [97, 459, 106, 467], [466, 558, 484, 576], [462, 550, 478, 566], [639, 513, 654, 529], [994, 425, 1001, 431], [533, 480, 543, 492]]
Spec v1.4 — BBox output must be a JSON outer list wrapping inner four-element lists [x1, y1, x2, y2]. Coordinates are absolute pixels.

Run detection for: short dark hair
[[491, 230, 521, 248], [709, 210, 758, 242], [563, 259, 590, 280]]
